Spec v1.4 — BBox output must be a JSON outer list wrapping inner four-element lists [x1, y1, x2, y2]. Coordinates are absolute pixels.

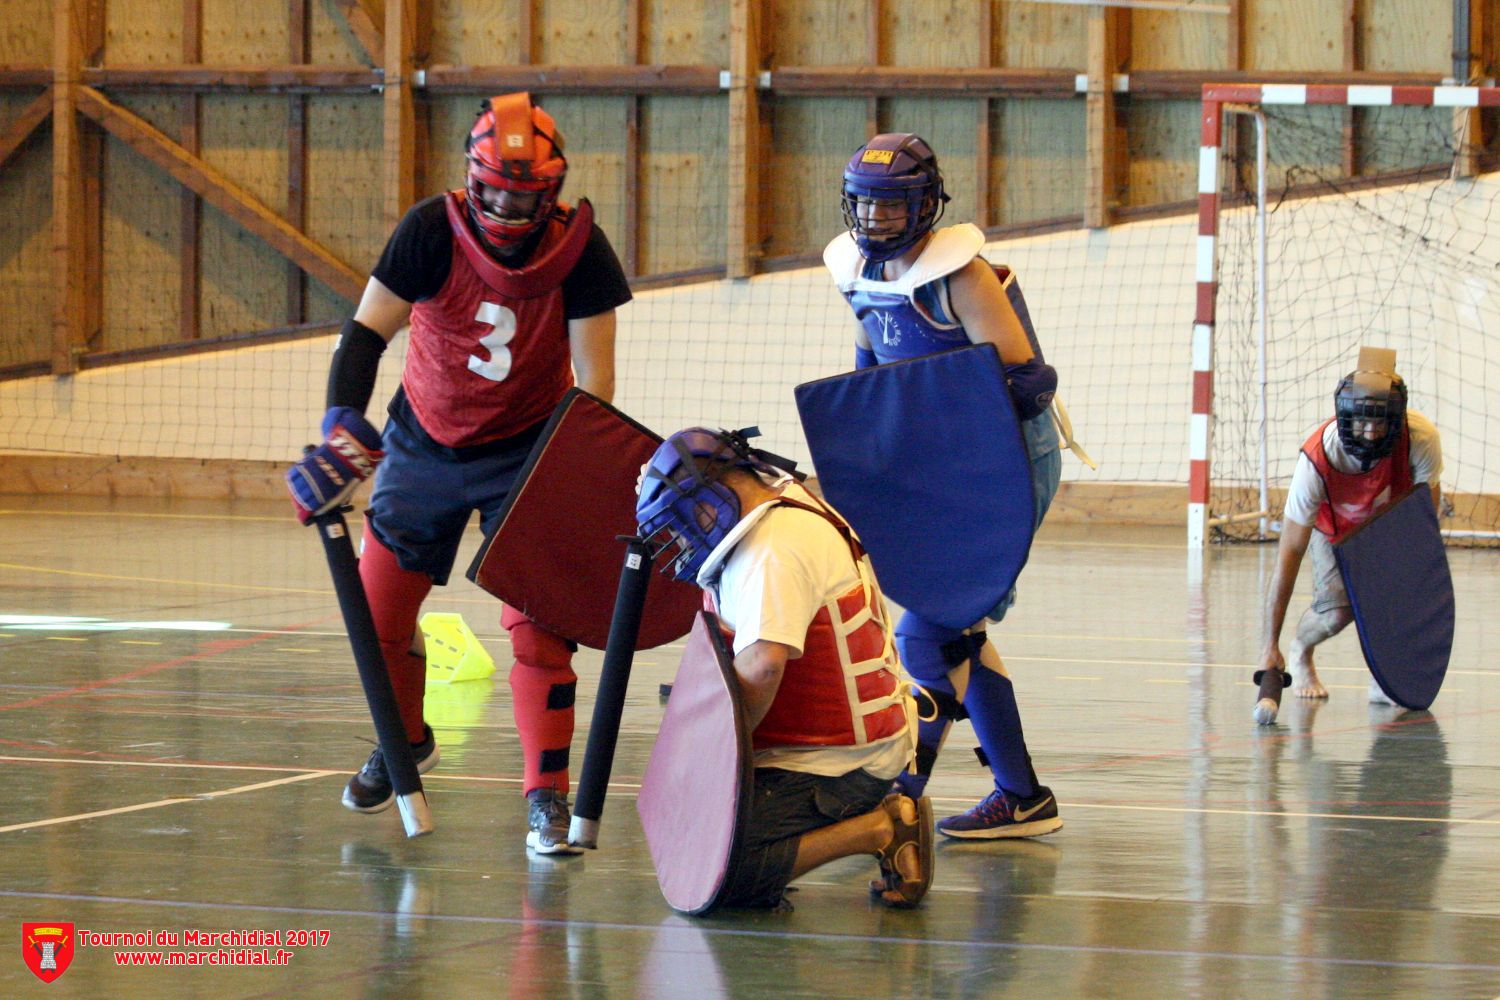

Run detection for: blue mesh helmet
[[1335, 369, 1407, 470], [636, 427, 800, 582], [840, 132, 949, 263]]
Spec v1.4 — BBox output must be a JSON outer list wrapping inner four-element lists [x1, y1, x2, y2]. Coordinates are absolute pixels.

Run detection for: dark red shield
[[22, 923, 74, 983], [466, 388, 701, 650]]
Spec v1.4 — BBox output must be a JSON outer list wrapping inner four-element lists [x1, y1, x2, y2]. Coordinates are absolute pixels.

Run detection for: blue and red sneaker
[[937, 785, 1063, 840]]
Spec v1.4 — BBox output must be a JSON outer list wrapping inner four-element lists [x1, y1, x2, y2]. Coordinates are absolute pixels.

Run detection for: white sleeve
[[1282, 452, 1324, 527], [716, 518, 827, 658], [1406, 411, 1443, 484]]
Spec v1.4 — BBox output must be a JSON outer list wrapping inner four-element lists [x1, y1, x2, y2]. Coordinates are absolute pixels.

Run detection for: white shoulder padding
[[841, 224, 985, 298], [823, 232, 865, 292]]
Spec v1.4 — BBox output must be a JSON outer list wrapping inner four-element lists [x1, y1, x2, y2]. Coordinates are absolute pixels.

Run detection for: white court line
[[1006, 631, 1216, 644], [6, 755, 1489, 830], [0, 772, 331, 834], [0, 754, 341, 774], [1042, 800, 1500, 827], [1006, 654, 1496, 677]]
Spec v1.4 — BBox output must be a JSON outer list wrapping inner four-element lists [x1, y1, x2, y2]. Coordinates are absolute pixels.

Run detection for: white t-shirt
[[1282, 410, 1442, 527], [701, 482, 909, 779]]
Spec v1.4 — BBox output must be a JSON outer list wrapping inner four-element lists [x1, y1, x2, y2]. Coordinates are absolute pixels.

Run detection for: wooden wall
[[0, 0, 1489, 373]]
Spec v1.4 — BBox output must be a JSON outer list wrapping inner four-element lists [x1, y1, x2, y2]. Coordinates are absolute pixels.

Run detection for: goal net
[[1193, 84, 1500, 545]]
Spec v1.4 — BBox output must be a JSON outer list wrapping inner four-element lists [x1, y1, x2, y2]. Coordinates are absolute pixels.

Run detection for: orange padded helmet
[[464, 92, 567, 252]]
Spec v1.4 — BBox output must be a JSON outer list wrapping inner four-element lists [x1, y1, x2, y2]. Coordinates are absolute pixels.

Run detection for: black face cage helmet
[[1334, 370, 1407, 466]]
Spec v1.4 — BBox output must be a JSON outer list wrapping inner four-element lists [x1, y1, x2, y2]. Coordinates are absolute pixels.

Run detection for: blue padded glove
[[286, 407, 384, 524], [855, 344, 878, 370], [1002, 359, 1057, 420]]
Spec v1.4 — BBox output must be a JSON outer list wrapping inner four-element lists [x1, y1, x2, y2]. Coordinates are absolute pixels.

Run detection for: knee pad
[[502, 604, 577, 674], [896, 612, 984, 684]]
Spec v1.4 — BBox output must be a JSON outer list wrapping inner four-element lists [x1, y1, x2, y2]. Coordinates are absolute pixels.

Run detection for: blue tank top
[[845, 259, 968, 363], [841, 253, 1062, 461]]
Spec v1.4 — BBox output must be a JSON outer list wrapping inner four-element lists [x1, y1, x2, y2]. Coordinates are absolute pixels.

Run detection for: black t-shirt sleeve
[[563, 223, 633, 320], [370, 195, 453, 303]]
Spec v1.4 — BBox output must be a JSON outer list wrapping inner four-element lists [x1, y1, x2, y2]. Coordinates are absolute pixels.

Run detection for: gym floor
[[1, 495, 1497, 999]]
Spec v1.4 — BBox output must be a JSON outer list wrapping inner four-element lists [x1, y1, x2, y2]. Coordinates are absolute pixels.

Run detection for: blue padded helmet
[[1335, 369, 1407, 470], [636, 427, 800, 582], [841, 133, 948, 263]]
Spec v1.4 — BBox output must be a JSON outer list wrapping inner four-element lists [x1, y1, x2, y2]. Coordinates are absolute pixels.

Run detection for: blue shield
[[1335, 486, 1454, 710], [795, 345, 1035, 630]]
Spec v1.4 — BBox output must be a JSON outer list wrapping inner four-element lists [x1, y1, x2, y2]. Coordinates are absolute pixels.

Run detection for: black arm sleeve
[[326, 318, 389, 413], [561, 224, 633, 319]]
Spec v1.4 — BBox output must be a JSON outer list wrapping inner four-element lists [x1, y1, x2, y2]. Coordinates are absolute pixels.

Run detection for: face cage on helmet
[[1336, 399, 1401, 464], [839, 178, 944, 263], [636, 476, 741, 583], [1335, 375, 1406, 465], [465, 169, 562, 250]]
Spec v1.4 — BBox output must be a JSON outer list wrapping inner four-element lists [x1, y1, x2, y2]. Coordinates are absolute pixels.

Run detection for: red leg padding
[[503, 603, 577, 795], [358, 521, 433, 744]]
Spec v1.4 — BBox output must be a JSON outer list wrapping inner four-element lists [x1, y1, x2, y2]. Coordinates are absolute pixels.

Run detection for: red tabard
[[1302, 418, 1413, 543], [708, 502, 907, 752], [401, 201, 574, 448]]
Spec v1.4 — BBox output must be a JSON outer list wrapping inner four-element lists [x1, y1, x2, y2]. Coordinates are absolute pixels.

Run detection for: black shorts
[[719, 766, 890, 909]]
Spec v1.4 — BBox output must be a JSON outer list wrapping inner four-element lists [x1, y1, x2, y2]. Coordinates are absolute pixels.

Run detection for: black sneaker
[[526, 788, 583, 856], [341, 725, 440, 814]]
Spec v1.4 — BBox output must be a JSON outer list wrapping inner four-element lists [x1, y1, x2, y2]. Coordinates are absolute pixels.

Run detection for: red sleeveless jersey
[[401, 204, 574, 448], [1301, 418, 1412, 542]]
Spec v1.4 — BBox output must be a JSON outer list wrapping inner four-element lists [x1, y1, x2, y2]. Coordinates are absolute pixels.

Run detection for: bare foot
[[1294, 673, 1328, 699]]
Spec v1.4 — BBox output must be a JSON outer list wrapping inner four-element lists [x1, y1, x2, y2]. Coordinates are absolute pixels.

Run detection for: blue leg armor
[[963, 661, 1040, 799], [895, 613, 979, 797]]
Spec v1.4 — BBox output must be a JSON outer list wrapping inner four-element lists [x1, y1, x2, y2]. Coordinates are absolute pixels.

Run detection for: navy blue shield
[[795, 344, 1035, 630], [1334, 485, 1454, 710]]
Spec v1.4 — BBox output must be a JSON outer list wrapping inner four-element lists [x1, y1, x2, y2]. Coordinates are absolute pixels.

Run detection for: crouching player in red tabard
[[286, 92, 632, 853], [1254, 357, 1442, 725], [637, 428, 934, 909]]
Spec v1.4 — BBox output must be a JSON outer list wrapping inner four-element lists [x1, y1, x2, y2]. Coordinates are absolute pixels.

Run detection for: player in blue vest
[[823, 133, 1064, 838]]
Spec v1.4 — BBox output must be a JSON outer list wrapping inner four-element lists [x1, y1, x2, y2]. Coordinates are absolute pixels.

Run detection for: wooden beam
[[1454, 0, 1484, 177], [421, 64, 721, 95], [624, 0, 642, 277], [81, 65, 381, 91], [1342, 0, 1361, 177], [0, 66, 53, 86], [74, 86, 365, 302], [519, 0, 535, 64], [771, 66, 1079, 98], [52, 0, 89, 374], [1124, 69, 1451, 97], [727, 0, 761, 279], [383, 0, 417, 231], [975, 0, 993, 227], [0, 89, 52, 171], [79, 1, 104, 358], [1085, 4, 1122, 228], [865, 0, 880, 137], [286, 0, 308, 325], [330, 0, 384, 68], [180, 0, 202, 342], [1225, 0, 1243, 71]]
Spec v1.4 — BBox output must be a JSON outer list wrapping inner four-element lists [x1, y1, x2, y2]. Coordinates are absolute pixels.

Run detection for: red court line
[[0, 624, 323, 713]]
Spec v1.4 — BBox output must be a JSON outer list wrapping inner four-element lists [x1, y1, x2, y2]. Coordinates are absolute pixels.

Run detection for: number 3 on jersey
[[468, 301, 516, 381]]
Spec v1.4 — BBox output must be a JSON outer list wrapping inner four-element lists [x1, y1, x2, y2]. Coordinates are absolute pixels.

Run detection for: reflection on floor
[[1, 497, 1497, 998]]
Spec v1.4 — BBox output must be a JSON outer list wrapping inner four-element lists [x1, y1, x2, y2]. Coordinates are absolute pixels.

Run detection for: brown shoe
[[870, 793, 934, 908]]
